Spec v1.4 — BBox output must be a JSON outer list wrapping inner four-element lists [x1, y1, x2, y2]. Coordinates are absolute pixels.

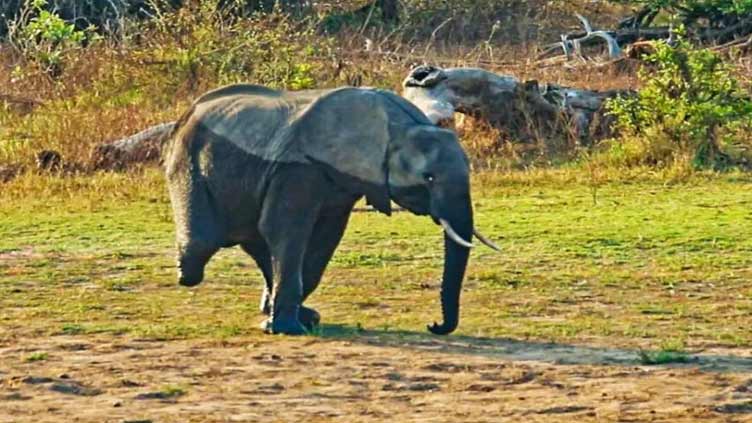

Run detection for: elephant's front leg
[[261, 234, 315, 335], [298, 208, 354, 330], [258, 190, 321, 335]]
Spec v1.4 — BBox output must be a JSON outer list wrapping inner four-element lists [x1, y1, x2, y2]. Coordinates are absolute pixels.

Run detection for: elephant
[[163, 83, 499, 336]]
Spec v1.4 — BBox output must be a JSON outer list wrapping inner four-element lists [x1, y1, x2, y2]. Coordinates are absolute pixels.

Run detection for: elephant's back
[[172, 85, 356, 165], [193, 83, 282, 104], [190, 93, 304, 163]]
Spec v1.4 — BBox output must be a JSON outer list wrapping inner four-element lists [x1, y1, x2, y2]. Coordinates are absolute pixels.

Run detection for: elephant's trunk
[[428, 194, 473, 335]]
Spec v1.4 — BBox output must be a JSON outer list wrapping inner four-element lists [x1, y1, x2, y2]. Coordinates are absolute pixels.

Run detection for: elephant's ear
[[294, 88, 392, 215]]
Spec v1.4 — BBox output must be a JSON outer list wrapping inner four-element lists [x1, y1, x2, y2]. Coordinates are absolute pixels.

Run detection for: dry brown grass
[[0, 1, 749, 175]]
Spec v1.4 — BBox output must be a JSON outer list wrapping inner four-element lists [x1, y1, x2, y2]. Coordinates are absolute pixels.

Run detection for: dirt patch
[[0, 247, 43, 263], [2, 335, 752, 422]]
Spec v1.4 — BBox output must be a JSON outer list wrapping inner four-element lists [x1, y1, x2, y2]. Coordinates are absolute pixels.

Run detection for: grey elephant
[[164, 83, 498, 335]]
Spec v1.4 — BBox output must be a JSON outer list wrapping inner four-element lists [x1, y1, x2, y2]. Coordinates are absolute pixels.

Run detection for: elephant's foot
[[298, 306, 320, 331], [260, 296, 319, 331], [260, 304, 308, 335], [261, 317, 308, 335], [178, 256, 206, 287], [260, 306, 319, 334]]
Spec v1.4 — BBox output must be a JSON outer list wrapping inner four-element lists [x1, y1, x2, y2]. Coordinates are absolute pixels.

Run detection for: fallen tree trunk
[[402, 65, 631, 146], [90, 122, 174, 170]]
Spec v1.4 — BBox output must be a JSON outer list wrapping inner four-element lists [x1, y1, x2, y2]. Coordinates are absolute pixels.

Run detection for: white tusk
[[439, 219, 474, 249], [473, 229, 501, 252]]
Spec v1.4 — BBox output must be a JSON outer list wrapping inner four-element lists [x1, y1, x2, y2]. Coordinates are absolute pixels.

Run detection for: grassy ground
[[3, 169, 752, 422], [2, 169, 751, 350]]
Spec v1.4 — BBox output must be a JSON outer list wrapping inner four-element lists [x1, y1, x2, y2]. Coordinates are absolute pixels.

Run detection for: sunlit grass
[[1, 168, 752, 351]]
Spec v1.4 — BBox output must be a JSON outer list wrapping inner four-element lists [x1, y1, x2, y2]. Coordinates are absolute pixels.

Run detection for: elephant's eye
[[423, 173, 435, 183]]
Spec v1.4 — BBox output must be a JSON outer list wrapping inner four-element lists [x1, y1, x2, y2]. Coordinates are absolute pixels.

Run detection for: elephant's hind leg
[[169, 174, 223, 287]]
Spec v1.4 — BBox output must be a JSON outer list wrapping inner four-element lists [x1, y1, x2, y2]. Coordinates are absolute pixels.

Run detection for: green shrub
[[610, 0, 752, 21], [141, 1, 328, 90], [606, 38, 752, 170], [9, 0, 97, 75]]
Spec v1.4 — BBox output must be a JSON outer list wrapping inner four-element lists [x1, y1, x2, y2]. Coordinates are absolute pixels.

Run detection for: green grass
[[25, 352, 49, 362], [638, 349, 692, 365], [638, 339, 693, 364], [1, 169, 752, 351], [158, 385, 187, 398]]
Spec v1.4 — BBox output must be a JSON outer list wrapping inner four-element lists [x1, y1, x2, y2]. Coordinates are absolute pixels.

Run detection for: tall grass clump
[[604, 37, 752, 171], [0, 0, 334, 169]]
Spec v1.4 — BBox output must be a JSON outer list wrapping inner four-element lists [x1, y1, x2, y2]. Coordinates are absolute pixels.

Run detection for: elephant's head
[[298, 88, 499, 335], [387, 124, 500, 335]]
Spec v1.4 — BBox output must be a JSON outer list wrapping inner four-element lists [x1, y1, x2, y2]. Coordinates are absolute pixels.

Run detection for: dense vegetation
[[0, 0, 750, 177], [606, 38, 752, 169]]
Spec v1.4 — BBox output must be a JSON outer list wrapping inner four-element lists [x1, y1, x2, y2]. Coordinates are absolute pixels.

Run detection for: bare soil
[[2, 334, 752, 422]]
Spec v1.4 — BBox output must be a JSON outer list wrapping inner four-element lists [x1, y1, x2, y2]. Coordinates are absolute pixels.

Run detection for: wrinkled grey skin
[[164, 84, 474, 335]]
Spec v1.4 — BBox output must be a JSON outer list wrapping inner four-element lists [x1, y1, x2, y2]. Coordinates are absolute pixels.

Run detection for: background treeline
[[3, 0, 750, 41], [0, 1, 307, 34]]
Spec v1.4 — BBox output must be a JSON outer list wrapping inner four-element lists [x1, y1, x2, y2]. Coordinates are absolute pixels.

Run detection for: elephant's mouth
[[390, 186, 499, 251], [389, 185, 431, 216]]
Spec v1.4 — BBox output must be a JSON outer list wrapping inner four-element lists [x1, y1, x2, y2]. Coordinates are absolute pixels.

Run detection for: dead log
[[0, 93, 42, 106], [0, 93, 43, 114], [402, 65, 631, 146], [0, 164, 21, 183], [90, 121, 175, 170]]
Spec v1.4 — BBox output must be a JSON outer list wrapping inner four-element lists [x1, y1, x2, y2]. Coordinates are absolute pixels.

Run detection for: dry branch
[[0, 93, 42, 106], [542, 9, 752, 65]]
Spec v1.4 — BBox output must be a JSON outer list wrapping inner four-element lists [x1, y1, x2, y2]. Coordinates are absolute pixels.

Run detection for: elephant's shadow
[[315, 324, 752, 374]]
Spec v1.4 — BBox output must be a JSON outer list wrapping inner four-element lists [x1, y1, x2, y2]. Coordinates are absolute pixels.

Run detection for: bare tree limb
[[402, 66, 632, 145], [0, 93, 42, 106], [90, 121, 175, 170]]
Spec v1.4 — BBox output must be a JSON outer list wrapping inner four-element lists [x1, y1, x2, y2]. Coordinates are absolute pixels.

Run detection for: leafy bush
[[611, 0, 752, 17], [140, 2, 326, 90], [606, 38, 752, 169], [8, 0, 96, 75]]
